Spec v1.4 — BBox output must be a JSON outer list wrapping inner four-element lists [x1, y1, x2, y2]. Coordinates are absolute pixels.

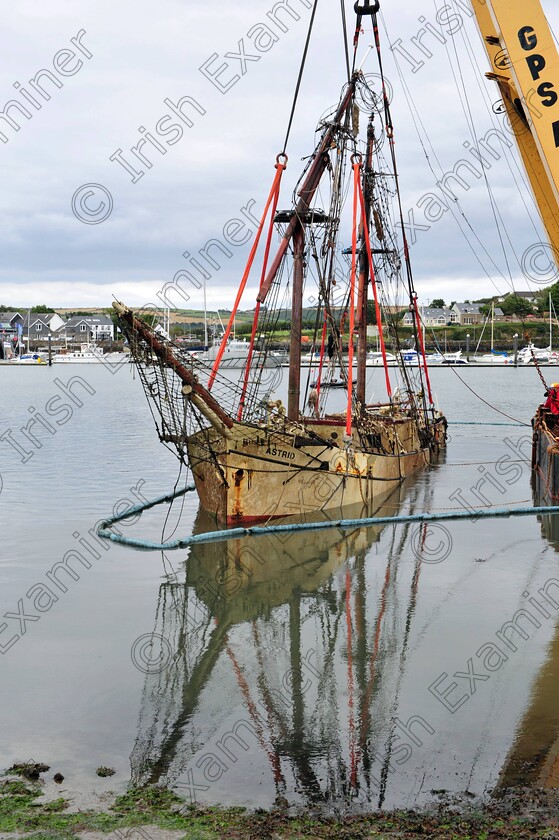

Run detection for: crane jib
[[472, 0, 559, 252], [516, 24, 559, 147], [479, 0, 559, 203]]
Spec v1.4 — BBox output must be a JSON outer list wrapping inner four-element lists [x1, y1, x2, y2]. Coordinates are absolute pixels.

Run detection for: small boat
[[399, 349, 421, 366], [428, 350, 469, 365], [14, 353, 46, 365], [518, 344, 550, 366], [470, 352, 511, 365], [53, 344, 129, 364], [468, 303, 509, 365], [299, 350, 326, 367], [190, 337, 276, 369], [366, 350, 398, 367], [310, 378, 357, 389]]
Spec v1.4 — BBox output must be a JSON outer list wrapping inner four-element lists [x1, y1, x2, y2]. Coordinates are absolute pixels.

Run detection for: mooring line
[[448, 421, 529, 427]]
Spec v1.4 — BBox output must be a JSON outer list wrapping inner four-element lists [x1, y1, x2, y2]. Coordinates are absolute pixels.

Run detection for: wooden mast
[[288, 225, 305, 422], [257, 82, 356, 305]]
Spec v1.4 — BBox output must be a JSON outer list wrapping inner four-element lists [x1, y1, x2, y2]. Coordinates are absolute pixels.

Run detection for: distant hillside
[[4, 304, 404, 325]]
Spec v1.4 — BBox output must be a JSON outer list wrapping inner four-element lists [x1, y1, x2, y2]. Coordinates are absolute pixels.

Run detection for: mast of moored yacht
[[550, 291, 553, 352], [203, 278, 208, 348]]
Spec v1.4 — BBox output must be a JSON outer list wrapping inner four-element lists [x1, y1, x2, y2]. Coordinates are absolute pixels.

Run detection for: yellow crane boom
[[471, 0, 559, 255]]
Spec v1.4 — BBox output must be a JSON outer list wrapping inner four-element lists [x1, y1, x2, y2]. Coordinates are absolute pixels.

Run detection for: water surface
[[2, 363, 558, 809]]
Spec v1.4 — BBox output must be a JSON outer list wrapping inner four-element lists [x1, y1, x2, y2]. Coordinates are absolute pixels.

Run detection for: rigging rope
[[386, 4, 552, 371], [412, 293, 434, 407], [209, 156, 287, 390], [384, 12, 516, 299], [340, 0, 351, 82], [369, 9, 431, 422], [355, 159, 392, 399], [281, 0, 320, 155], [313, 315, 328, 402], [160, 460, 190, 544]]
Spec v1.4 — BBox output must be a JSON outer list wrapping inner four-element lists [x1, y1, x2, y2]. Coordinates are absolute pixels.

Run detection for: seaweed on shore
[[0, 782, 557, 839]]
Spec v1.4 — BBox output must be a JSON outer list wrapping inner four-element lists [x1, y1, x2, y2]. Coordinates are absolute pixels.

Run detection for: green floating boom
[[97, 484, 559, 552]]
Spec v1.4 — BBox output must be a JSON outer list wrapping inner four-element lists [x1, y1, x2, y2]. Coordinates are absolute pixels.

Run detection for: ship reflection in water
[[129, 467, 559, 811]]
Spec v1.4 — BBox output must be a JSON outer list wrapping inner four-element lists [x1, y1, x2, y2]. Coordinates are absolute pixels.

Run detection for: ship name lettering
[[266, 446, 295, 460]]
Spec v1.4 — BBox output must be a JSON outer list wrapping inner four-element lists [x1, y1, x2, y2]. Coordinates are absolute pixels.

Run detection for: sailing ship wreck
[[114, 0, 447, 524]]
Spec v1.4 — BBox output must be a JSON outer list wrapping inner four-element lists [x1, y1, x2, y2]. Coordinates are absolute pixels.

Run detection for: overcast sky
[[0, 0, 558, 311]]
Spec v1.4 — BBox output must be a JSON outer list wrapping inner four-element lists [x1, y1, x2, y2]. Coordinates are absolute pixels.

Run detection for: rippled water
[[2, 362, 559, 810]]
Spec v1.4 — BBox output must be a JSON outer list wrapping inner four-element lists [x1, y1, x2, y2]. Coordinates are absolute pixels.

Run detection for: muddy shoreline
[[1, 771, 558, 840]]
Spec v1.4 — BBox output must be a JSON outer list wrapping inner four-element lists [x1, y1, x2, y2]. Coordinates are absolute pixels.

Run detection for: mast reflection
[[130, 474, 442, 808]]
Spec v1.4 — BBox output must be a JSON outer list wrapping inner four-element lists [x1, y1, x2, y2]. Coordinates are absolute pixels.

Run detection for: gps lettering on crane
[[518, 24, 559, 148]]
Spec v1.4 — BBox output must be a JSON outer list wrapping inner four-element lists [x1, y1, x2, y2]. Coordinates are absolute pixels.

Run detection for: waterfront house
[[22, 312, 66, 339], [0, 312, 24, 338], [452, 302, 504, 325], [497, 290, 539, 304], [63, 315, 114, 342], [0, 312, 24, 357], [402, 307, 456, 327]]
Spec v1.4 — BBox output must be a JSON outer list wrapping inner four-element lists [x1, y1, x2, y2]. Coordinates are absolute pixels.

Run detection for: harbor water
[[2, 362, 559, 811]]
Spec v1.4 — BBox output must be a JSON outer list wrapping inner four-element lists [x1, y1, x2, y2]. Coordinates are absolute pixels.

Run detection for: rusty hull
[[186, 412, 442, 524]]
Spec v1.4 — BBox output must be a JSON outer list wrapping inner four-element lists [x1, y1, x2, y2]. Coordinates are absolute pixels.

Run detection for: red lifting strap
[[209, 156, 287, 392], [237, 159, 286, 419]]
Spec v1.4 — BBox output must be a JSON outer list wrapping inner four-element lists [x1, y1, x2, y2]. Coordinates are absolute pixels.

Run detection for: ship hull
[[532, 405, 559, 502], [187, 413, 445, 524]]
